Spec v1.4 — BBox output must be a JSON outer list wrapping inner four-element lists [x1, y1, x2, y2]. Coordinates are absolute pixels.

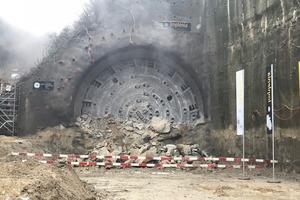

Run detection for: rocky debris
[[76, 142, 209, 167], [72, 115, 210, 167], [75, 116, 104, 138]]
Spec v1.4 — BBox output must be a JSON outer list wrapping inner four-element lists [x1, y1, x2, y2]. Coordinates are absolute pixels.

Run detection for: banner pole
[[241, 129, 247, 178], [236, 69, 249, 180], [267, 64, 280, 183]]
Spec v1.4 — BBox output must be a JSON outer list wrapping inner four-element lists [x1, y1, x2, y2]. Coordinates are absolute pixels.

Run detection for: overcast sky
[[0, 0, 89, 36]]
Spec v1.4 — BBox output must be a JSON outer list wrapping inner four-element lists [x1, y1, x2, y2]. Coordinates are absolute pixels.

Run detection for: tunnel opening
[[74, 46, 205, 125]]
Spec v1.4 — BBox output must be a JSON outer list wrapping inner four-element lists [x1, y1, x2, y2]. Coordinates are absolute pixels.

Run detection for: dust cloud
[[0, 19, 49, 80]]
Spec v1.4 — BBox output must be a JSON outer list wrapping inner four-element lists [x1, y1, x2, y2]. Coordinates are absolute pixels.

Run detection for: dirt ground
[[1, 129, 300, 200], [77, 167, 300, 200]]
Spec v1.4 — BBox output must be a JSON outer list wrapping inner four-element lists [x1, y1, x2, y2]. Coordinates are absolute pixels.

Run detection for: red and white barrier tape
[[11, 152, 278, 163], [37, 160, 264, 169]]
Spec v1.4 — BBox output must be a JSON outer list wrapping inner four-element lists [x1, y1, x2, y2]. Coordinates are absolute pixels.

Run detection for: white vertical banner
[[236, 69, 245, 136]]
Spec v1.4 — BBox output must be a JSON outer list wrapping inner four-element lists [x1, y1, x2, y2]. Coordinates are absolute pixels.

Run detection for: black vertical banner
[[266, 65, 273, 134]]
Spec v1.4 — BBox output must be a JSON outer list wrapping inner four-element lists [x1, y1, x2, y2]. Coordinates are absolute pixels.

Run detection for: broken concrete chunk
[[164, 144, 177, 157], [98, 147, 111, 155], [146, 130, 158, 139], [107, 118, 116, 124], [193, 118, 205, 127], [177, 144, 193, 156], [133, 123, 145, 130], [124, 121, 133, 127], [74, 122, 81, 127], [137, 147, 157, 164], [81, 114, 88, 119], [124, 126, 134, 132], [142, 135, 151, 143], [124, 148, 145, 164], [166, 144, 177, 149], [150, 117, 171, 133], [157, 132, 181, 141]]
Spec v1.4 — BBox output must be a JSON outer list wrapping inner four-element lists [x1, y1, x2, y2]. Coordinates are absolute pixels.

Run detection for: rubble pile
[[74, 115, 209, 166]]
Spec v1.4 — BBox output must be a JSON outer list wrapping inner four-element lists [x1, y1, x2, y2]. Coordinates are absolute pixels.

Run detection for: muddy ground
[[1, 125, 300, 200]]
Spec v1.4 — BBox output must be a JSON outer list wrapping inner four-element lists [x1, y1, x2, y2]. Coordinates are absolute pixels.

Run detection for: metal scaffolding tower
[[0, 82, 19, 135]]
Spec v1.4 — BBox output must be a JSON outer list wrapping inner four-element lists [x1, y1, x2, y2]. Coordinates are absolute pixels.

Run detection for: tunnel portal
[[78, 48, 204, 124]]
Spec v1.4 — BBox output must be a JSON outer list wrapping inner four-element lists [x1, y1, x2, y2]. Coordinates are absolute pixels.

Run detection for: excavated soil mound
[[0, 135, 107, 200], [0, 160, 104, 200]]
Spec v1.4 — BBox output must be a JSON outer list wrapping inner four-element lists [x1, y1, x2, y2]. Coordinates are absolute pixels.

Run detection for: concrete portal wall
[[18, 0, 214, 133], [203, 0, 300, 172], [206, 0, 300, 128]]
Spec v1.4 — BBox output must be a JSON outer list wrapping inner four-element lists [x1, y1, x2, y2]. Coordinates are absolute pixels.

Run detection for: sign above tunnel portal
[[153, 21, 191, 31], [33, 81, 54, 91]]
